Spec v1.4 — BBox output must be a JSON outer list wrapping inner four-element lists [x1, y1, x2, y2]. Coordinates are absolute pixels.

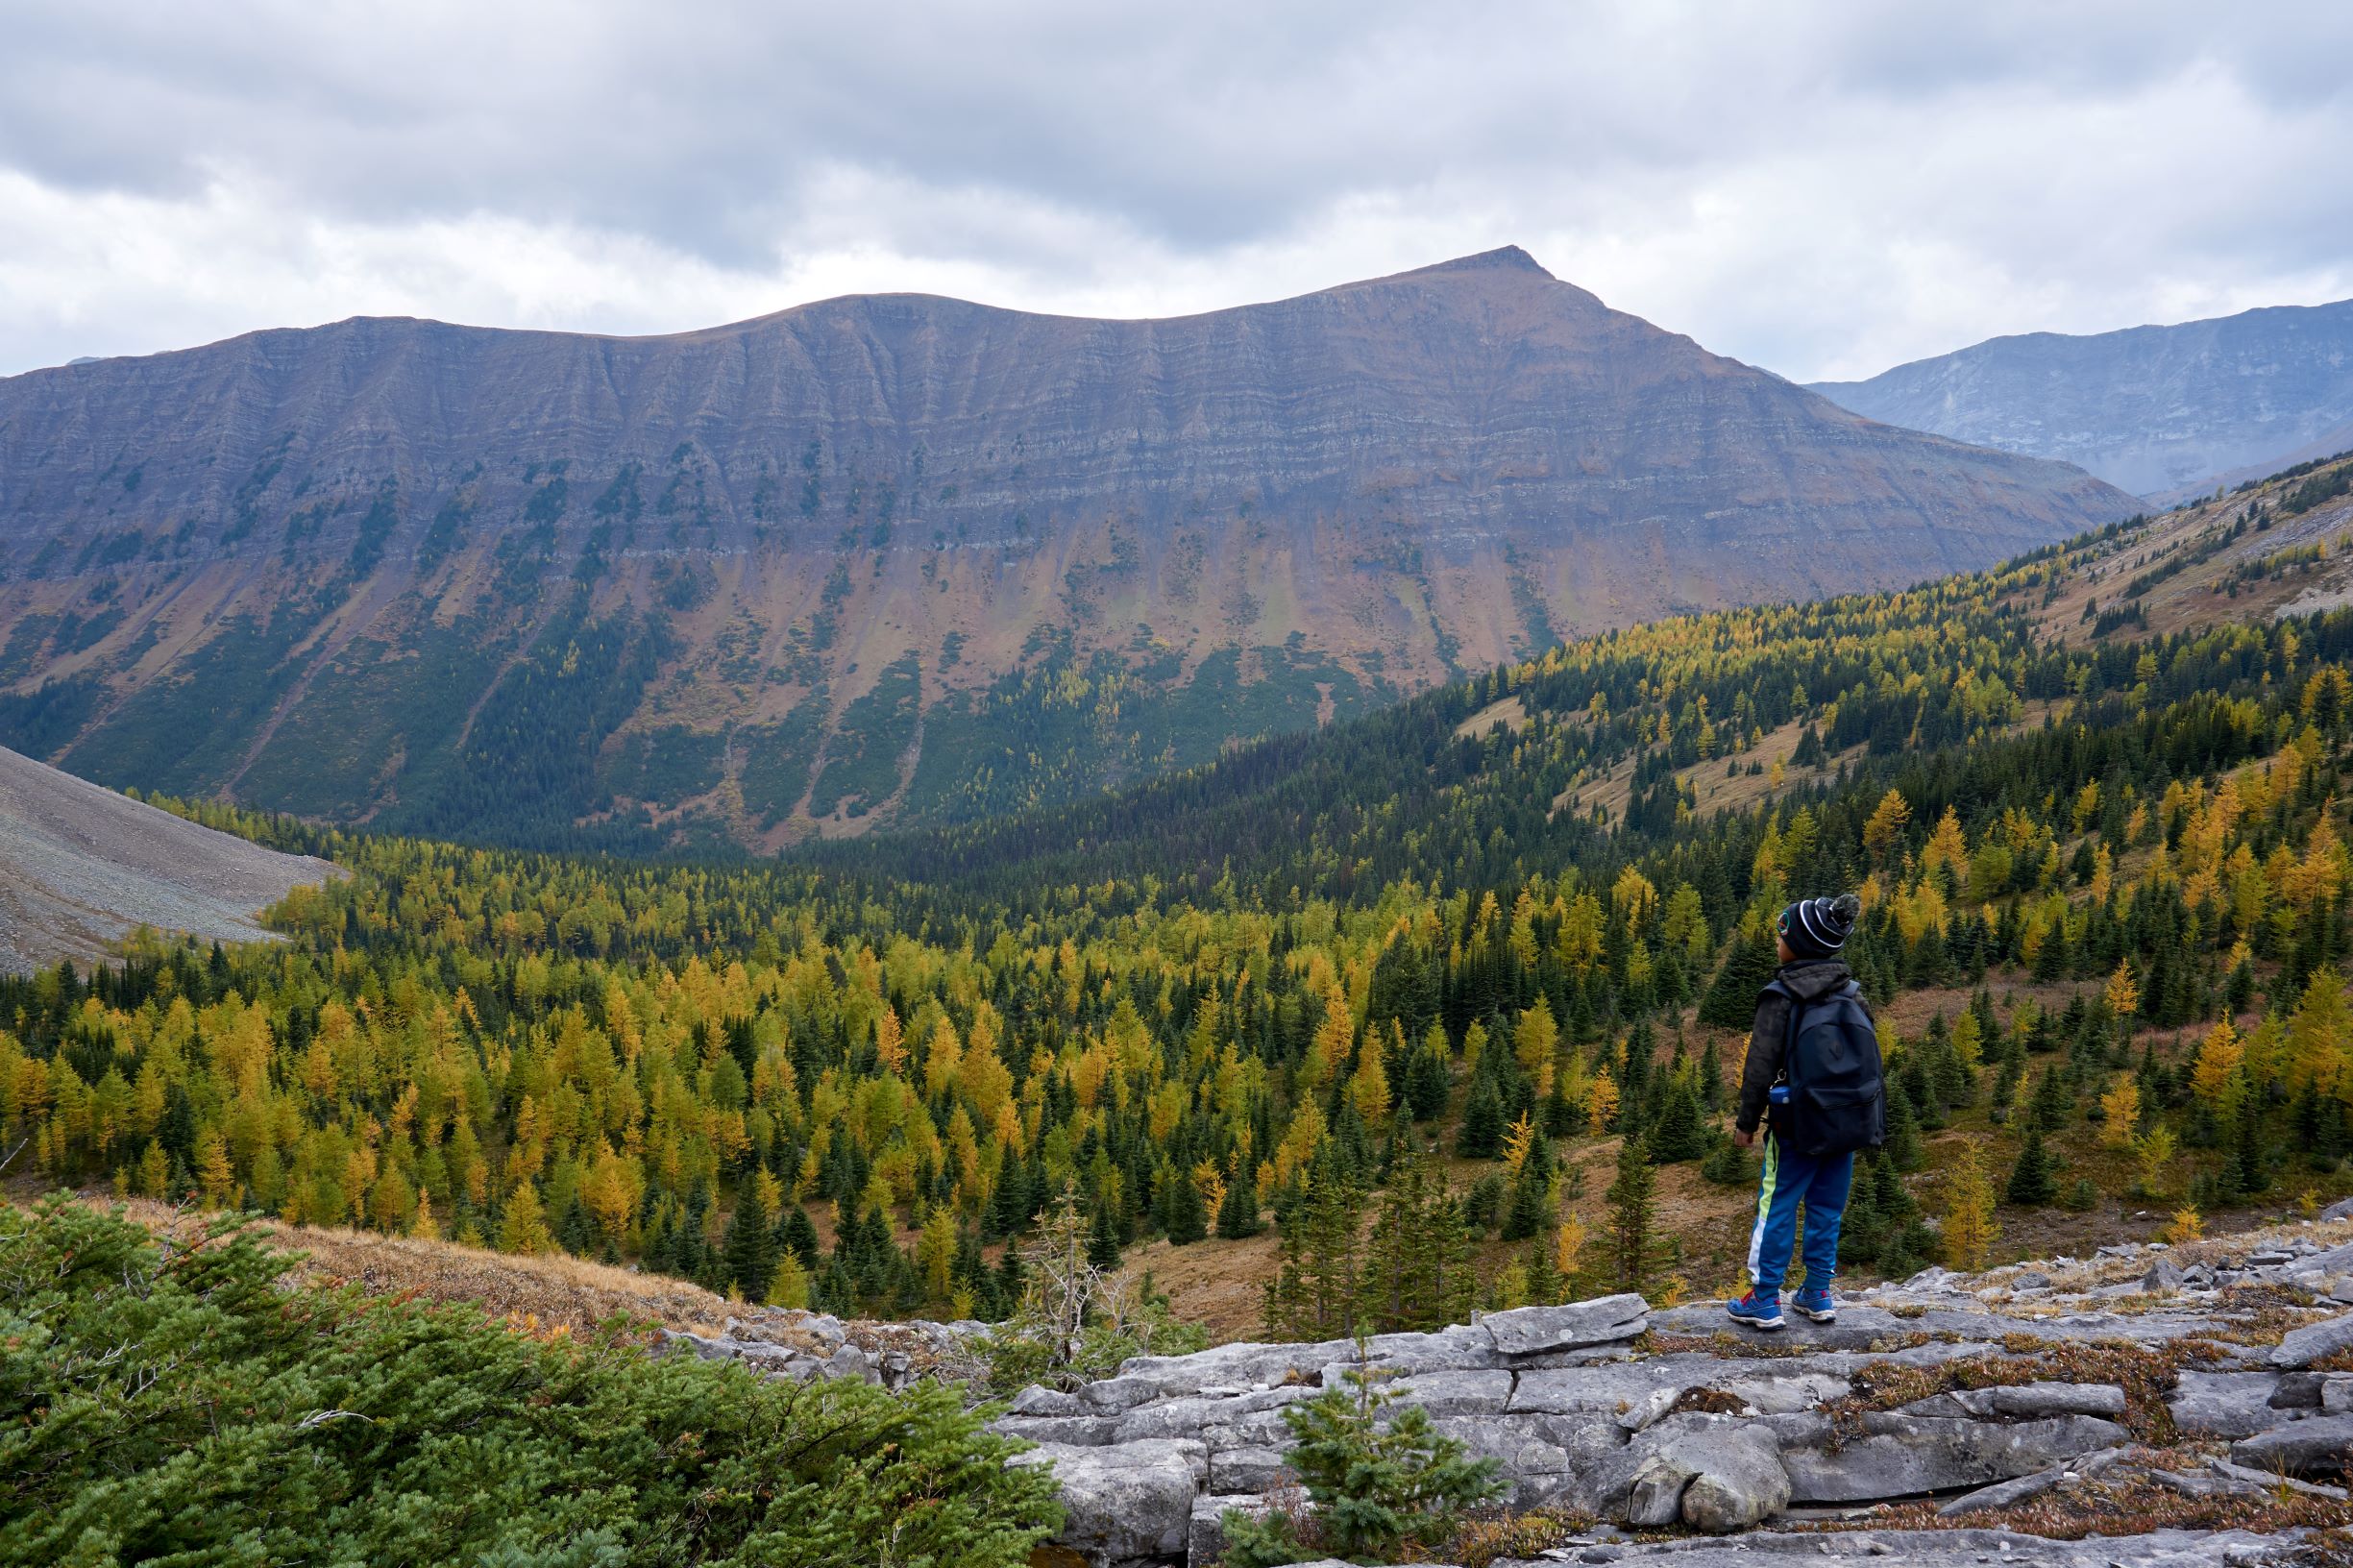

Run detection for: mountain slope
[[821, 448, 2353, 908], [0, 248, 2130, 849], [0, 743, 335, 974], [1810, 298, 2353, 498]]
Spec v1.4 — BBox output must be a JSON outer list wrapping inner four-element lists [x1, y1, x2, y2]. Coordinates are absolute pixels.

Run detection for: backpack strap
[[1762, 977, 1800, 1088]]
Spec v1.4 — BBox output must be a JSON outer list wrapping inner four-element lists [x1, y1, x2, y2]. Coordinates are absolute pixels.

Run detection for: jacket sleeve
[[1735, 989, 1790, 1134]]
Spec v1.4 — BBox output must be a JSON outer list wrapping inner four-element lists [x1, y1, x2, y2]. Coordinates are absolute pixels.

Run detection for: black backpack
[[1764, 977, 1886, 1158]]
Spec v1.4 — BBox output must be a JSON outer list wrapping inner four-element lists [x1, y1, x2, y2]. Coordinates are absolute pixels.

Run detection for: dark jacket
[[1735, 959, 1855, 1134]]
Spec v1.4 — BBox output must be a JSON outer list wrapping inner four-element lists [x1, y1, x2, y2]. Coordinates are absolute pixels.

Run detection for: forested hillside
[[5, 452, 2352, 1335]]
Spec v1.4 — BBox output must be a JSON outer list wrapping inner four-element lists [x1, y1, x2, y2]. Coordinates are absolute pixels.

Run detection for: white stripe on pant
[[1746, 1133, 1778, 1285]]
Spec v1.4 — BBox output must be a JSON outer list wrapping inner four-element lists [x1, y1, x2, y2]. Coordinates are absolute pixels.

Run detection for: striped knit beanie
[[1777, 893, 1861, 961]]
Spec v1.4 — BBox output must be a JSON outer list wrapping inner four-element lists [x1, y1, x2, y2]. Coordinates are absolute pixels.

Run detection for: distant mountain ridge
[[0, 248, 2130, 850], [1809, 298, 2353, 498]]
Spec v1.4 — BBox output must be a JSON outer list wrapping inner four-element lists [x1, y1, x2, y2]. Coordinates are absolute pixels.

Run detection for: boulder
[[1200, 1407, 1309, 1454], [2207, 1458, 2349, 1500], [1617, 1385, 1681, 1433], [2171, 1372, 2289, 1439], [1483, 1525, 2294, 1568], [1478, 1294, 1650, 1359], [2144, 1259, 2185, 1291], [1110, 1398, 1229, 1445], [1425, 1409, 1637, 1513], [659, 1328, 745, 1361], [2272, 1311, 2353, 1369], [1011, 1384, 1087, 1417], [1091, 1338, 1353, 1407], [1677, 1427, 1793, 1533], [992, 1412, 1120, 1447], [2270, 1371, 2326, 1409], [1614, 1414, 1790, 1531], [2232, 1414, 2353, 1478], [1008, 1438, 1208, 1564]]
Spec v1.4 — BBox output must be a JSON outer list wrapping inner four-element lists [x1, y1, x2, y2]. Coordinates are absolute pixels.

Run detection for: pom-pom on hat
[[1777, 893, 1861, 961]]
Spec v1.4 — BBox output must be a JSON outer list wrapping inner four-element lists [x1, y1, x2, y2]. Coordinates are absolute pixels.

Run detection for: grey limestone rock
[[2272, 1310, 2353, 1369], [2172, 1371, 2289, 1438], [1010, 1384, 1086, 1417], [1207, 1444, 1292, 1494], [1010, 1438, 1208, 1565], [1767, 1410, 2128, 1502], [1942, 1383, 2128, 1420], [1493, 1526, 2301, 1568], [1621, 1419, 1790, 1533], [1478, 1294, 1650, 1360], [2232, 1413, 2353, 1477]]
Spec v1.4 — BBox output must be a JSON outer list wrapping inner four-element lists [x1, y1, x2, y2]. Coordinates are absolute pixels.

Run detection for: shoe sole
[[1793, 1305, 1837, 1323], [1728, 1312, 1786, 1332]]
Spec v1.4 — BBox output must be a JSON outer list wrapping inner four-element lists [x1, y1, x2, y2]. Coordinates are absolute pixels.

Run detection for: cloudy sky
[[3, 1, 2348, 381]]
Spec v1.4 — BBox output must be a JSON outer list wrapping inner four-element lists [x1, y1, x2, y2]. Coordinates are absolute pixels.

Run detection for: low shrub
[[0, 1198, 1061, 1566]]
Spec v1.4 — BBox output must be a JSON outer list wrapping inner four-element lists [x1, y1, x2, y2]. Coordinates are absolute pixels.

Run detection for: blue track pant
[[1746, 1131, 1854, 1295]]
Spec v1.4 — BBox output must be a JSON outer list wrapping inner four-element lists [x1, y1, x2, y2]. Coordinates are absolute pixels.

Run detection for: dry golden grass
[[1127, 1231, 1286, 1341], [1454, 694, 1529, 741], [98, 1195, 734, 1339]]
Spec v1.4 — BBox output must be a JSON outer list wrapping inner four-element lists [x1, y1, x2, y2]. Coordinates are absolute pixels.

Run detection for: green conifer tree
[[1605, 1132, 1663, 1293], [1699, 926, 1780, 1029], [1501, 1133, 1555, 1241], [2004, 1127, 2059, 1207], [1215, 1171, 1264, 1238], [1456, 1076, 1507, 1160], [722, 1186, 777, 1303]]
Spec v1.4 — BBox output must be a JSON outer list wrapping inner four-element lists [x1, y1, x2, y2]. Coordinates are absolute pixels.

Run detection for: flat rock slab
[[2171, 1371, 2290, 1439], [1652, 1301, 1909, 1350], [1480, 1294, 1650, 1359], [1768, 1410, 2128, 1503], [1490, 1527, 2302, 1568], [2272, 1310, 2353, 1369], [1907, 1383, 2127, 1420], [2233, 1412, 2353, 1477]]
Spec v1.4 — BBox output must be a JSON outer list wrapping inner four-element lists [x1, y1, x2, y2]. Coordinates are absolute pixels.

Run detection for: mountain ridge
[[0, 250, 2131, 850], [1810, 296, 2353, 498]]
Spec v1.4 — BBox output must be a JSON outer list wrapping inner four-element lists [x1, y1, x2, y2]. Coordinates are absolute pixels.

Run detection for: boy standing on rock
[[1726, 893, 1883, 1331]]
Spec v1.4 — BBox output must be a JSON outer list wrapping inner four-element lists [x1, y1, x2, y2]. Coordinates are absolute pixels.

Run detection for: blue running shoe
[[1790, 1285, 1837, 1323], [1726, 1289, 1785, 1331]]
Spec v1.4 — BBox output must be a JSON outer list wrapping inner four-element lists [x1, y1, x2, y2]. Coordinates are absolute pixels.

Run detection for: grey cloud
[[0, 0, 2349, 378]]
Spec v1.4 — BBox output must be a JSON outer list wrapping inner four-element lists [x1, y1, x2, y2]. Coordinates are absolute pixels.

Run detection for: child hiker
[[1727, 893, 1885, 1331]]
